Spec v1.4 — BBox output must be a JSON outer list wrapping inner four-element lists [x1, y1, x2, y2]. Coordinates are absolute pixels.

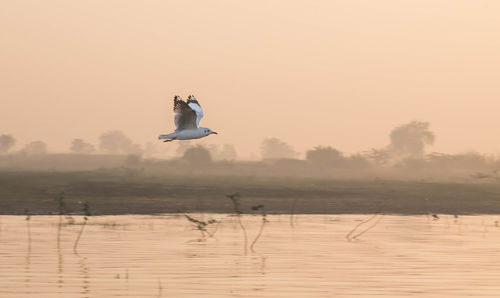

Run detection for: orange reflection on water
[[0, 214, 499, 297]]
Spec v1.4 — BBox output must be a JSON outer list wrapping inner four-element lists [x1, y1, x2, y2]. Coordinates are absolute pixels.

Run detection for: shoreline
[[1, 171, 500, 215]]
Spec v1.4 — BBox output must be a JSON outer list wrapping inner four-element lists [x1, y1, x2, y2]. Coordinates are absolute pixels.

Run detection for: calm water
[[1, 214, 500, 297]]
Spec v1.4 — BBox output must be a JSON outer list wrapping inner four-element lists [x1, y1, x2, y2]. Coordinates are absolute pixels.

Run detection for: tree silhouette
[[175, 141, 192, 157], [23, 141, 47, 155], [389, 121, 434, 158], [70, 139, 95, 154], [205, 144, 238, 160], [220, 144, 237, 160], [0, 134, 15, 154], [306, 146, 345, 166], [98, 131, 142, 155], [183, 145, 212, 164], [363, 148, 391, 165], [260, 138, 297, 159], [143, 141, 170, 158]]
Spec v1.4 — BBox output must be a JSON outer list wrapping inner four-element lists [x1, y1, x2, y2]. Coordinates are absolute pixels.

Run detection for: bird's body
[[158, 95, 217, 142], [159, 128, 213, 140]]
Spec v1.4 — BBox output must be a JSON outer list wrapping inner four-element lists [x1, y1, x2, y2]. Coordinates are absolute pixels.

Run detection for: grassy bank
[[1, 171, 499, 215]]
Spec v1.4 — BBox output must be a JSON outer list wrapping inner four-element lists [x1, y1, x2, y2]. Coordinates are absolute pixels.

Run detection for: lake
[[1, 214, 499, 297]]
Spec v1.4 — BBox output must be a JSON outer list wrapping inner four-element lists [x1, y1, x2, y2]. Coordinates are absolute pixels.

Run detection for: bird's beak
[[211, 131, 218, 135]]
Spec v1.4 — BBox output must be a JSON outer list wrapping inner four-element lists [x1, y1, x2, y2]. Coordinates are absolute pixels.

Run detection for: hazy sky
[[1, 0, 499, 158]]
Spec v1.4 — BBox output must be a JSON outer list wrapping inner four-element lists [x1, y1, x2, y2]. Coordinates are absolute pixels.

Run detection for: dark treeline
[[1, 121, 499, 183]]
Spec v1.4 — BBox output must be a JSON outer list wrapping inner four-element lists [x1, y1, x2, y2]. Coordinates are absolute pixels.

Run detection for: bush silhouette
[[183, 145, 212, 164]]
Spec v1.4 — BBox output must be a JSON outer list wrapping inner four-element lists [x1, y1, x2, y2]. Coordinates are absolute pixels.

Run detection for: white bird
[[158, 95, 218, 142]]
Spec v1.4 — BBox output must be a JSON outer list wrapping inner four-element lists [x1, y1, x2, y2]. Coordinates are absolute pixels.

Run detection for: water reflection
[[57, 215, 63, 289], [24, 215, 31, 295], [157, 278, 163, 297], [78, 255, 90, 297], [0, 214, 499, 297]]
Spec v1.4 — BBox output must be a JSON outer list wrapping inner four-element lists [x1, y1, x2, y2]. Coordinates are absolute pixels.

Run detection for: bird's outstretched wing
[[187, 95, 204, 127], [173, 96, 197, 131]]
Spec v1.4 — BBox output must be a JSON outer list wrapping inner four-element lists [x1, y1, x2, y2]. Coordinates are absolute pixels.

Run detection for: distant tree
[[205, 144, 238, 160], [260, 138, 297, 159], [363, 148, 391, 165], [306, 146, 345, 166], [183, 145, 212, 164], [124, 154, 142, 168], [206, 144, 220, 160], [427, 152, 489, 170], [395, 157, 428, 170], [175, 141, 192, 157], [0, 134, 15, 154], [143, 141, 170, 158], [389, 121, 434, 159], [24, 141, 47, 155], [272, 158, 306, 171], [426, 152, 454, 166], [98, 131, 142, 155], [347, 154, 371, 169], [220, 144, 237, 160], [70, 139, 95, 154]]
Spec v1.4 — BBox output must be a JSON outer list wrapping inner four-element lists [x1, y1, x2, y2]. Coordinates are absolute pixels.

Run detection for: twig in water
[[250, 204, 268, 252], [73, 201, 91, 254], [346, 213, 378, 240], [184, 214, 219, 238], [227, 193, 248, 255], [55, 192, 66, 248], [25, 209, 31, 252], [352, 215, 385, 239], [158, 278, 163, 297]]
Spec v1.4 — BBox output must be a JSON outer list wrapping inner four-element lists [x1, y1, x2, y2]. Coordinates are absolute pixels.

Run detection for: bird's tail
[[158, 134, 172, 140]]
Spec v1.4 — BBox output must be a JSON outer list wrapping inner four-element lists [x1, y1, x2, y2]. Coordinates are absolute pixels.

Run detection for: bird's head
[[202, 128, 218, 136]]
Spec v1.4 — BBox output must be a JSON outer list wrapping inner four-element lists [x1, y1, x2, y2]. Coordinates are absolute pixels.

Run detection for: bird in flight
[[158, 95, 218, 142]]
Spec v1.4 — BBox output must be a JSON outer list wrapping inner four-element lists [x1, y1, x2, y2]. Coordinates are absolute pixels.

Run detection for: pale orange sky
[[1, 0, 499, 158]]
